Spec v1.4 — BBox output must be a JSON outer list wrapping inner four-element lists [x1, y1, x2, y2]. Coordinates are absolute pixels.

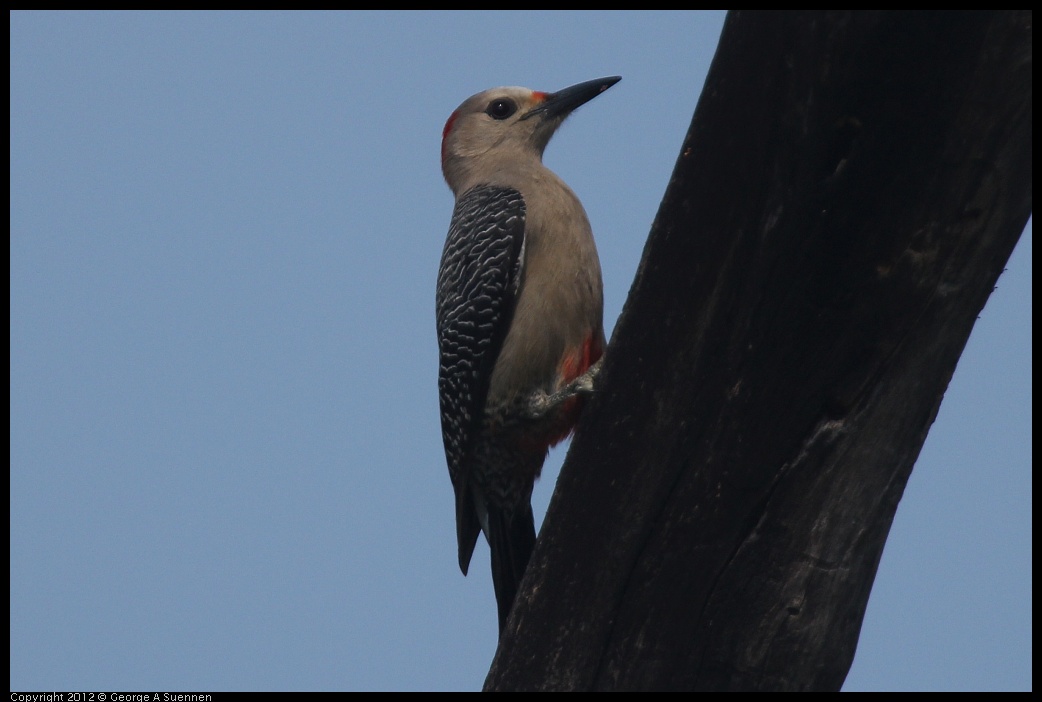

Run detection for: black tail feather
[[487, 504, 537, 634]]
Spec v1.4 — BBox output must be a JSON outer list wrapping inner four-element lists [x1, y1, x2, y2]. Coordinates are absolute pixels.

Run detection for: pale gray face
[[441, 77, 620, 194], [441, 87, 560, 172]]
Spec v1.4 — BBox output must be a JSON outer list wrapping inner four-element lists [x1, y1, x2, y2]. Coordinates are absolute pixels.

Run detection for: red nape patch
[[441, 110, 459, 164]]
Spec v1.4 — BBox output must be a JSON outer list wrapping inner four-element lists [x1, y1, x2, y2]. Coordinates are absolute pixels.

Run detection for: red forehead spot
[[531, 91, 549, 103]]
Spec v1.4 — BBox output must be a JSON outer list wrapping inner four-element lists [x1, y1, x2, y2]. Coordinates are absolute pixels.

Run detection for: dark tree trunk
[[485, 11, 1031, 692]]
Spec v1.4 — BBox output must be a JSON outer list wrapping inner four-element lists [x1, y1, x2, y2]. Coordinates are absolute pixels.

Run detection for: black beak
[[522, 76, 621, 121]]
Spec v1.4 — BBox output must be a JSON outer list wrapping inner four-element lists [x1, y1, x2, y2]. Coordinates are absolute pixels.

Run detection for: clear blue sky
[[10, 11, 1031, 692]]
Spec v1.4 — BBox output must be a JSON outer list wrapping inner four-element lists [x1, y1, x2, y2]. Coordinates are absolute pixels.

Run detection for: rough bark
[[485, 10, 1031, 691]]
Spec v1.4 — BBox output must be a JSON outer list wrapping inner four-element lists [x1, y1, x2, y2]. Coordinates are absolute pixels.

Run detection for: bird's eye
[[486, 99, 517, 120]]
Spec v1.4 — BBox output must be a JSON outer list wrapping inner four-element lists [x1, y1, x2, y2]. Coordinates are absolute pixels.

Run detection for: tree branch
[[486, 10, 1031, 691]]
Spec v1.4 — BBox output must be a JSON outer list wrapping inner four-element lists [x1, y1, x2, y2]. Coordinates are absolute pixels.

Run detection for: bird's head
[[441, 76, 620, 194]]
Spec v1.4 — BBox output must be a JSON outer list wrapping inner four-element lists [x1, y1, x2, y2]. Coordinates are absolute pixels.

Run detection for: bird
[[435, 76, 619, 633]]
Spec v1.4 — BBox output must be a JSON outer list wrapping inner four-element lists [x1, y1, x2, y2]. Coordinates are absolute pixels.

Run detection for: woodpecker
[[436, 76, 619, 632]]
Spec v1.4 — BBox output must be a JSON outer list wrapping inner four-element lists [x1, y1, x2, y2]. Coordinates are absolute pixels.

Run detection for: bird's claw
[[523, 358, 602, 420]]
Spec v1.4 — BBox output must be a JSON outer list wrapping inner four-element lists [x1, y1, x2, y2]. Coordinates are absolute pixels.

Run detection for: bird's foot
[[523, 358, 602, 420]]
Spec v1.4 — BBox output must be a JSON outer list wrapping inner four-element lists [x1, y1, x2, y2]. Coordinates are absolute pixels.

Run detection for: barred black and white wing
[[435, 184, 527, 574]]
